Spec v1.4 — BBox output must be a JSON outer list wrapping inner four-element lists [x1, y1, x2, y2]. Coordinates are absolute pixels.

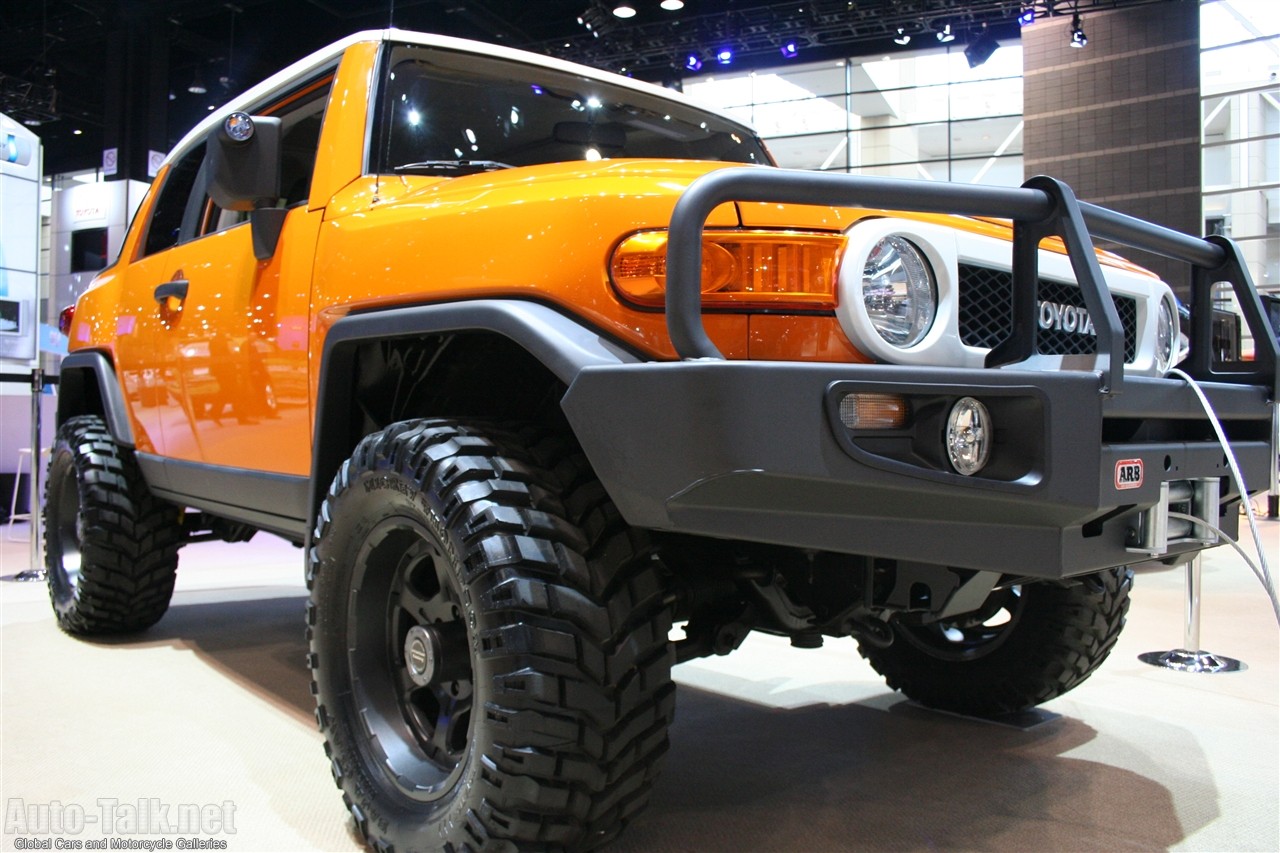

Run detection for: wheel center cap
[[404, 625, 437, 687]]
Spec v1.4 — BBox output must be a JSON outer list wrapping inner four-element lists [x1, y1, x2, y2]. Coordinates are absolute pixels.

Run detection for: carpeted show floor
[[2, 509, 1277, 852]]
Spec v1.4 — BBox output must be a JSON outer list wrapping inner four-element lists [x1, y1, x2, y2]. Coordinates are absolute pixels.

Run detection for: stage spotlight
[[685, 53, 703, 71], [660, 0, 684, 9], [936, 23, 955, 43], [612, 4, 636, 18], [716, 47, 733, 65], [577, 4, 612, 37], [1070, 14, 1087, 47], [893, 27, 911, 46], [780, 41, 799, 59], [1018, 6, 1035, 26], [964, 31, 1000, 68]]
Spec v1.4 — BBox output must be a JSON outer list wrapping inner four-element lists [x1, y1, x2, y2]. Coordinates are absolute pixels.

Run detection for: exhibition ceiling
[[2, 0, 1178, 174]]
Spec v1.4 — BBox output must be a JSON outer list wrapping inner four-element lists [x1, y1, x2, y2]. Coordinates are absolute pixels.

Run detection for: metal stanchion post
[[1139, 553, 1245, 673], [1270, 402, 1279, 518], [14, 368, 47, 582]]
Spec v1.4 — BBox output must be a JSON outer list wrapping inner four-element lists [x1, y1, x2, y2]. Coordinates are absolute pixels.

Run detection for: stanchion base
[[1138, 648, 1247, 673], [2, 569, 46, 583]]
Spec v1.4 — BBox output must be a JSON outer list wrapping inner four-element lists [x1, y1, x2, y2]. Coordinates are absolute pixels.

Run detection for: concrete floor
[[2, 511, 1277, 852]]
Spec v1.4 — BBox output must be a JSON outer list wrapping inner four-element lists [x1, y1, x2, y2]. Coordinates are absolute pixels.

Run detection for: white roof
[[166, 28, 749, 168]]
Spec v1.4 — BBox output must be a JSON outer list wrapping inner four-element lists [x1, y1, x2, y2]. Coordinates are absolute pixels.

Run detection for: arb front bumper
[[563, 360, 1274, 579], [564, 169, 1278, 580]]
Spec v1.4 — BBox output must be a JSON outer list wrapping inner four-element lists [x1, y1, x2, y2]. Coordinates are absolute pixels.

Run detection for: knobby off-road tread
[[44, 415, 183, 634], [308, 419, 674, 852], [857, 568, 1133, 716]]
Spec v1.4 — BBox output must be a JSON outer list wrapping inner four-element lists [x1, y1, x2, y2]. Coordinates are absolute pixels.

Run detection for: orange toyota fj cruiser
[[46, 29, 1278, 851]]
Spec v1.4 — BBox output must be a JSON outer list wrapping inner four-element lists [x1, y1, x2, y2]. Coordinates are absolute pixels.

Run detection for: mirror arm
[[250, 207, 288, 261]]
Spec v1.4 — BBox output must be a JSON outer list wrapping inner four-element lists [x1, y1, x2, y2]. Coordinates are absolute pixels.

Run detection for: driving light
[[1155, 298, 1176, 374], [610, 230, 845, 308], [946, 397, 992, 476], [862, 236, 936, 347]]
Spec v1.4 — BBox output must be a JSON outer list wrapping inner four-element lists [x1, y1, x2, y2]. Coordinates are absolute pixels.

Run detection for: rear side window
[[142, 144, 205, 257]]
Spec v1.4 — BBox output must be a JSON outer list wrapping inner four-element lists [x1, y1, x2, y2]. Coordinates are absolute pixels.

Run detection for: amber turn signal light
[[610, 229, 846, 309], [838, 393, 910, 430]]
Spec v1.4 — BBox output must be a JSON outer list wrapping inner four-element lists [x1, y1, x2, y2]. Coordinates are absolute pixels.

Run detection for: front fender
[[307, 298, 640, 532]]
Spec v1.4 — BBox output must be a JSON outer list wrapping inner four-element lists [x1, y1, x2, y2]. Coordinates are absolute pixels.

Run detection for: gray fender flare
[[307, 299, 639, 529], [57, 350, 135, 447]]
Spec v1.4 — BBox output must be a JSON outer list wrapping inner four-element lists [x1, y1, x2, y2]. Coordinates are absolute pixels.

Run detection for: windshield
[[374, 44, 771, 174]]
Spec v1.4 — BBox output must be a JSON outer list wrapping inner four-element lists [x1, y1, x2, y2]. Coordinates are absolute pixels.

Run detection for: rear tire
[[857, 568, 1133, 716], [309, 419, 674, 851], [43, 415, 183, 634]]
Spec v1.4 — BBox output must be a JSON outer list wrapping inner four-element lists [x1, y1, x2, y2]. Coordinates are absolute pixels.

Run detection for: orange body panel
[[748, 315, 873, 363], [308, 160, 751, 372]]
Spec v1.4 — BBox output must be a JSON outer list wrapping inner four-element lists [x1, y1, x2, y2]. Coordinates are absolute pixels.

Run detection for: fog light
[[839, 393, 910, 430], [946, 397, 992, 475]]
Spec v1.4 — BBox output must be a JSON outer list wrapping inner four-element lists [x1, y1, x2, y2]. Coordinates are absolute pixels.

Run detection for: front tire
[[43, 415, 183, 634], [857, 568, 1133, 716], [309, 420, 674, 851]]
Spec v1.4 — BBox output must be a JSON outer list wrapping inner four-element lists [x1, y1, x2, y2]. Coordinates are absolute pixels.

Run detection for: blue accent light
[[1018, 7, 1035, 26], [685, 54, 703, 71], [716, 48, 733, 65], [780, 41, 799, 59]]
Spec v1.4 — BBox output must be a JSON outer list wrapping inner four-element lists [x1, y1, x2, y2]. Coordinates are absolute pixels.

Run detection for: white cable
[[1166, 511, 1280, 624], [1167, 368, 1278, 627]]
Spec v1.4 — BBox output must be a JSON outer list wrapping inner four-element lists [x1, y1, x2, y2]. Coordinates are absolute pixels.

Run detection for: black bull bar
[[664, 169, 1278, 400]]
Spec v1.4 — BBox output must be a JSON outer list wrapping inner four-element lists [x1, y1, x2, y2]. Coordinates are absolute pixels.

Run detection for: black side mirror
[[205, 112, 286, 260], [207, 112, 282, 210]]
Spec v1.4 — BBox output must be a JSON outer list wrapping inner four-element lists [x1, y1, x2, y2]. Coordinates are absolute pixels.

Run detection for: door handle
[[154, 280, 189, 304]]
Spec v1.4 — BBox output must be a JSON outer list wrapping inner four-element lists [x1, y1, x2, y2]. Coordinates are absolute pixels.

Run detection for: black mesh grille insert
[[958, 264, 1138, 363]]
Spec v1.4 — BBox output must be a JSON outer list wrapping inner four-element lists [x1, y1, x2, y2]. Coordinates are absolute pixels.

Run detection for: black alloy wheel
[[44, 415, 183, 634], [309, 419, 675, 851]]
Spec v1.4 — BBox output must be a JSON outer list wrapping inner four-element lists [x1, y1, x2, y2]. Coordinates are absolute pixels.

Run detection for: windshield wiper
[[394, 159, 515, 175]]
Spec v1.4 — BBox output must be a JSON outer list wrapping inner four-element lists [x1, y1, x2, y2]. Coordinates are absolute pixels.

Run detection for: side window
[[141, 143, 205, 257], [277, 89, 328, 205]]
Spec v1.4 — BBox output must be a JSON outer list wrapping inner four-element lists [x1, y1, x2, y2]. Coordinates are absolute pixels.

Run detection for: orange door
[[149, 209, 319, 476], [110, 247, 195, 458]]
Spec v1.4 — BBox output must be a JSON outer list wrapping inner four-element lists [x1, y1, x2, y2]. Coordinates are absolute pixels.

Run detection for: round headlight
[[862, 236, 937, 347], [946, 397, 992, 476], [1155, 298, 1176, 374]]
